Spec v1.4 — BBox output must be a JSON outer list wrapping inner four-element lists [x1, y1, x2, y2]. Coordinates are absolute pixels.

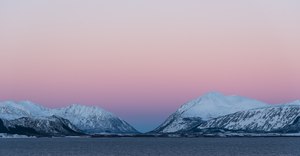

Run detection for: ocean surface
[[0, 137, 300, 156]]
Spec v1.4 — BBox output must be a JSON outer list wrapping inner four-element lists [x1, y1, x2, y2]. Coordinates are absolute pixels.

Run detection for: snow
[[53, 104, 114, 119], [197, 104, 300, 132], [177, 92, 268, 120], [0, 133, 36, 138], [155, 92, 269, 133], [0, 101, 50, 120], [52, 104, 137, 134], [0, 101, 138, 134], [285, 100, 300, 106], [161, 118, 190, 133]]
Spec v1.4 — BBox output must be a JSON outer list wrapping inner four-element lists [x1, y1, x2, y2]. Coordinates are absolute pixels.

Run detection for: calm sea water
[[0, 137, 300, 156]]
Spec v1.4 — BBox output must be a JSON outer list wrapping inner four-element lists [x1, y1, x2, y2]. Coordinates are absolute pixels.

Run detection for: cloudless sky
[[0, 0, 300, 132]]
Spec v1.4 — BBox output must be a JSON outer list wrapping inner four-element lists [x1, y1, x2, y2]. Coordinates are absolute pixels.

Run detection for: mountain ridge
[[151, 92, 269, 133], [2, 91, 300, 137], [190, 104, 300, 136], [0, 101, 139, 136]]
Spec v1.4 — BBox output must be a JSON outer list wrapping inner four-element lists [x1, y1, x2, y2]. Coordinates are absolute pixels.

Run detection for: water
[[0, 137, 300, 156]]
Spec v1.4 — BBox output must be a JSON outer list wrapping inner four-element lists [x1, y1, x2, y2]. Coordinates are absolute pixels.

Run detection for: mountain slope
[[0, 116, 82, 136], [0, 101, 139, 136], [152, 92, 268, 133], [194, 103, 300, 134], [0, 101, 51, 120], [53, 104, 139, 134]]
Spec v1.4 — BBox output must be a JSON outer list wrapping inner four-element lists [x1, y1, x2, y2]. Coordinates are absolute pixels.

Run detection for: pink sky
[[0, 0, 300, 131]]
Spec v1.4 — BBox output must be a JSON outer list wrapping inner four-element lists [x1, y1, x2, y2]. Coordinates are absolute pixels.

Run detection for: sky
[[0, 0, 300, 132]]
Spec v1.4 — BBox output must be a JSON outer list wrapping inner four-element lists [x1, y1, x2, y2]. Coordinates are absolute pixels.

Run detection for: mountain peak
[[61, 104, 114, 118], [1, 100, 46, 109], [201, 92, 224, 98], [286, 100, 300, 106], [183, 93, 267, 119], [153, 92, 268, 133], [55, 104, 138, 134], [0, 101, 138, 134], [0, 100, 50, 119]]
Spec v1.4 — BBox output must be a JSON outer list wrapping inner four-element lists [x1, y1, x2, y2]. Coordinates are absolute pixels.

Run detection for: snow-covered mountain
[[152, 92, 268, 133], [0, 101, 51, 120], [0, 101, 138, 136], [53, 104, 138, 134], [0, 116, 82, 137], [193, 102, 300, 134]]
